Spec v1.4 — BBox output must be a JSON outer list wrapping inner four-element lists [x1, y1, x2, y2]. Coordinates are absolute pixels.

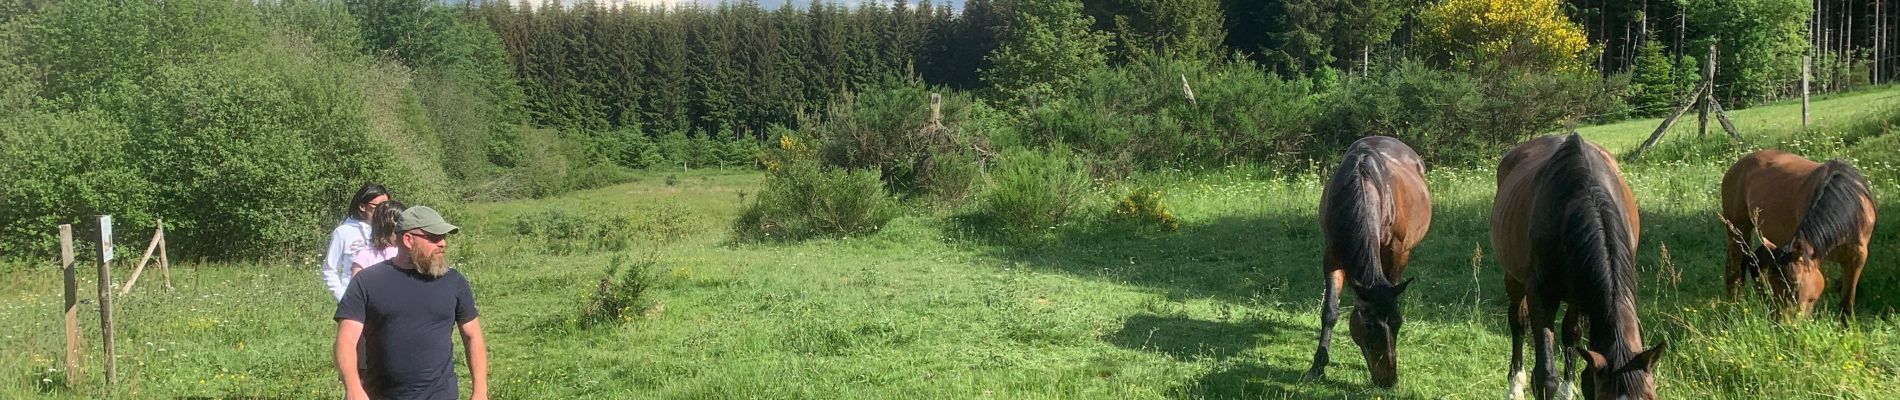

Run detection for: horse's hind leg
[[1305, 267, 1346, 380], [1506, 280, 1530, 400]]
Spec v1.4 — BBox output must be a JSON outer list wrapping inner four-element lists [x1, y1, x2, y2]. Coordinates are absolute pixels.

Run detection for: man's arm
[[460, 318, 489, 400], [336, 319, 369, 400]]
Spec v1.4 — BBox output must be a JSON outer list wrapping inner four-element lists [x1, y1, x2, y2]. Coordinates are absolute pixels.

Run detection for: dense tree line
[[464, 0, 1010, 140]]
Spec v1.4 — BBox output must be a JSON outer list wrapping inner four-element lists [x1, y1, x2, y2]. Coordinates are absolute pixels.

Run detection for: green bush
[[0, 110, 157, 257], [518, 126, 572, 198], [981, 148, 1095, 232], [735, 160, 897, 240], [514, 208, 635, 255], [804, 83, 993, 199], [579, 252, 662, 328], [114, 44, 404, 258], [1316, 60, 1613, 166], [1020, 55, 1316, 169]]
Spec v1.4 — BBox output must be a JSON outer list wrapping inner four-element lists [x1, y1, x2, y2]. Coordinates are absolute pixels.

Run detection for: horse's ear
[[1578, 346, 1609, 371], [1348, 281, 1371, 299], [1394, 278, 1415, 294], [1787, 239, 1816, 259], [1622, 340, 1669, 373]]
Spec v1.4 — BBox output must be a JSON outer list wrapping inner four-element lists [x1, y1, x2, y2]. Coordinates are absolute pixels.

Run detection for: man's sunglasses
[[407, 232, 447, 243]]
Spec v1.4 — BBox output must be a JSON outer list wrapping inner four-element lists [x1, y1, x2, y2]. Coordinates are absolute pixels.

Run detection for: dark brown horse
[[1303, 136, 1432, 388], [1492, 134, 1666, 400], [1721, 150, 1876, 322]]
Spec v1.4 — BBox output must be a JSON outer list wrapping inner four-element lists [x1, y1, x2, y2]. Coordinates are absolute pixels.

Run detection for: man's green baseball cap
[[397, 206, 460, 235]]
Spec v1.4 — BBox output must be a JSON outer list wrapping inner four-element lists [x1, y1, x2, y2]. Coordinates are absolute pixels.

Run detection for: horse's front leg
[[1560, 306, 1583, 400], [1837, 246, 1867, 326], [1305, 267, 1346, 380]]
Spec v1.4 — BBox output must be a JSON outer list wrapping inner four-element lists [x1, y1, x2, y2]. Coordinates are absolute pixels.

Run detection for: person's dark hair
[[368, 200, 407, 250], [348, 183, 390, 221]]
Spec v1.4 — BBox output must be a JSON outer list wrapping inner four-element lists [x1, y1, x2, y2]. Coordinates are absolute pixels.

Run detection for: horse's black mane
[[1533, 134, 1642, 373], [1790, 160, 1872, 259], [1325, 143, 1395, 289]]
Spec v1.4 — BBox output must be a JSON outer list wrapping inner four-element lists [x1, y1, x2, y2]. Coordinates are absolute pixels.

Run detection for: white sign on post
[[99, 215, 113, 262]]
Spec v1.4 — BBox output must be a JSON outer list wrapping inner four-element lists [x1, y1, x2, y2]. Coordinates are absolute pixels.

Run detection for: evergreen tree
[[641, 6, 691, 134], [1268, 0, 1336, 75], [1331, 0, 1403, 73], [772, 2, 813, 126], [984, 0, 1112, 110], [688, 5, 741, 134]]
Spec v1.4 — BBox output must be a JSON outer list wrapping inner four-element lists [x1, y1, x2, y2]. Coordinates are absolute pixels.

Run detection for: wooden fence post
[[119, 218, 167, 296], [1180, 74, 1197, 106], [60, 224, 79, 387], [95, 216, 116, 393], [1803, 55, 1811, 128], [1699, 44, 1716, 139], [929, 93, 942, 127], [158, 219, 172, 292]]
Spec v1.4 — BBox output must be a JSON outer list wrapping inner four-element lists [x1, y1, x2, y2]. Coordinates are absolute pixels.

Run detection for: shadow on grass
[[1104, 313, 1416, 397], [1170, 358, 1425, 399], [959, 201, 1510, 327], [1104, 314, 1292, 361]]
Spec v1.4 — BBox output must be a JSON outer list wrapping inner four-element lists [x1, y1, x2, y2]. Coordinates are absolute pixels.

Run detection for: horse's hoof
[[1506, 372, 1527, 400], [1302, 367, 1325, 381]]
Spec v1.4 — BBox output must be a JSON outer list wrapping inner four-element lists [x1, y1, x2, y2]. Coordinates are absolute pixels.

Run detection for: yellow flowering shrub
[[1110, 187, 1180, 232], [1418, 0, 1594, 72]]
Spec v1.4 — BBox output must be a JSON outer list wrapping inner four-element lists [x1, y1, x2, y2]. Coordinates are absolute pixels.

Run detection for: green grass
[[4, 91, 1900, 398]]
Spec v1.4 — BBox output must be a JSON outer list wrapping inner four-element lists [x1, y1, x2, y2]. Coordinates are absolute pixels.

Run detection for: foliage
[[579, 252, 662, 328], [0, 110, 157, 257], [982, 0, 1112, 111], [800, 84, 992, 199], [1091, 0, 1227, 64], [735, 160, 897, 240], [1685, 0, 1812, 107], [980, 147, 1096, 233], [1108, 187, 1180, 233], [518, 126, 574, 198], [1019, 54, 1316, 169], [1624, 39, 1701, 119], [1417, 0, 1593, 72], [513, 207, 635, 255], [1315, 60, 1616, 166]]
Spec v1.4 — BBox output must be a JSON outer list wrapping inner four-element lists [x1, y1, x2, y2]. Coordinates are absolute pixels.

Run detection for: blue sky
[[542, 0, 966, 10]]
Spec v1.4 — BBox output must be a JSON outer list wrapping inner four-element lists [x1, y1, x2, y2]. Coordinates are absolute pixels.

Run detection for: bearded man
[[335, 206, 488, 400]]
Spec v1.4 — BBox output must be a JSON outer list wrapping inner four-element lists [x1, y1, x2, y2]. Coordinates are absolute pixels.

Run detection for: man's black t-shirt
[[336, 261, 478, 400]]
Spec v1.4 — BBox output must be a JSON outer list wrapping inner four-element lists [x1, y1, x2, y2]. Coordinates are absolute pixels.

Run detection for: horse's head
[[1755, 238, 1826, 318], [1578, 341, 1668, 400], [1348, 278, 1412, 388]]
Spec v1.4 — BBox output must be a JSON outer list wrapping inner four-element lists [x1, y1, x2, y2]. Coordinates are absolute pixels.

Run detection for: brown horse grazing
[[1721, 150, 1876, 322], [1303, 136, 1432, 388], [1492, 134, 1666, 400]]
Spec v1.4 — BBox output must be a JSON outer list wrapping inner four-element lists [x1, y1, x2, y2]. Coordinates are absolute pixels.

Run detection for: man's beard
[[412, 248, 450, 278]]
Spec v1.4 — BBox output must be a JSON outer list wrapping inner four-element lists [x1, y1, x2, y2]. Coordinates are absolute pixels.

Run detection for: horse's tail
[[1327, 146, 1391, 285], [1793, 160, 1874, 254]]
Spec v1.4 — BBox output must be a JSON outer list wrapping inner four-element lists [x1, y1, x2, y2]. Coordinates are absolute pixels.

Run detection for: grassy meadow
[[4, 89, 1900, 399]]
